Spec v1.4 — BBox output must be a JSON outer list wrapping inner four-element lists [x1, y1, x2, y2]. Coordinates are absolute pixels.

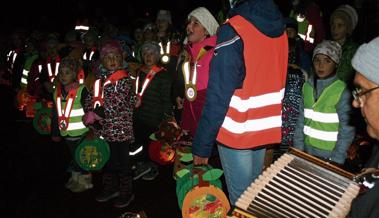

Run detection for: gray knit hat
[[156, 10, 172, 24], [352, 36, 379, 85], [141, 41, 161, 56], [313, 40, 342, 64], [188, 7, 219, 36], [330, 4, 358, 34]]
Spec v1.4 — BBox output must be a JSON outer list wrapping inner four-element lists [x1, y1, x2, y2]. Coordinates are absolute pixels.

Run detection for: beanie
[[156, 10, 172, 24], [284, 17, 298, 32], [352, 36, 379, 85], [330, 5, 358, 34], [188, 7, 219, 36], [100, 40, 123, 58], [141, 41, 161, 56], [313, 40, 342, 64]]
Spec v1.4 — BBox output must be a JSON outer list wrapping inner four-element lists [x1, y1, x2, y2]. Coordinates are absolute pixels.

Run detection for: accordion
[[228, 148, 360, 218]]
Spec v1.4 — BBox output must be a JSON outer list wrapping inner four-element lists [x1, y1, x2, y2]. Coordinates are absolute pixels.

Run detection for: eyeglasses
[[352, 86, 379, 102]]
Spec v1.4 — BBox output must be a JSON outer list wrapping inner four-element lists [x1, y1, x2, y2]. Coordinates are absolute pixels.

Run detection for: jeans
[[217, 144, 266, 205]]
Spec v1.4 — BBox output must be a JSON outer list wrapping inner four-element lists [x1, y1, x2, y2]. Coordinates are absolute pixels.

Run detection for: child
[[50, 57, 92, 192], [330, 4, 359, 87], [84, 40, 136, 208], [177, 7, 219, 137], [133, 41, 173, 180], [293, 40, 355, 165]]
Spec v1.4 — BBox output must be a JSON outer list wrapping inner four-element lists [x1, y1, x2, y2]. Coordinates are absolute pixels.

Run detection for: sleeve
[[293, 96, 305, 150], [191, 24, 245, 158], [331, 88, 356, 164]]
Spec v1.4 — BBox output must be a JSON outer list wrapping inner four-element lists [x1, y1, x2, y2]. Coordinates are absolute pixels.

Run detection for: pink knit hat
[[100, 40, 123, 58]]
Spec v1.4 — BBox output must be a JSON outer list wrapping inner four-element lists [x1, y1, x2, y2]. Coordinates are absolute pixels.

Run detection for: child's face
[[186, 16, 208, 44], [102, 52, 123, 71], [59, 67, 76, 86], [142, 50, 159, 67], [313, 54, 337, 78], [331, 17, 349, 42]]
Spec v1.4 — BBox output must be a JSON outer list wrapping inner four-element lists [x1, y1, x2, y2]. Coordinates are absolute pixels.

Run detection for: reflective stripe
[[82, 53, 87, 60], [22, 69, 29, 76], [159, 42, 164, 55], [229, 89, 285, 112], [221, 115, 282, 134], [296, 14, 305, 22], [304, 109, 339, 123], [303, 125, 338, 142], [70, 108, 85, 117], [75, 25, 89, 30], [38, 65, 42, 73], [21, 78, 28, 85], [67, 122, 87, 131], [129, 146, 143, 156], [89, 51, 94, 60], [305, 25, 314, 44]]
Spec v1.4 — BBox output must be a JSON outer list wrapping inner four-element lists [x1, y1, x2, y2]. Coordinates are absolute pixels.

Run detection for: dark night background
[[1, 0, 378, 42]]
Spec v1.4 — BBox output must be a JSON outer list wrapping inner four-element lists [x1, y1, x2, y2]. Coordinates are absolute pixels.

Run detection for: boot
[[95, 173, 120, 202], [114, 172, 134, 208], [65, 171, 80, 189], [70, 173, 94, 193]]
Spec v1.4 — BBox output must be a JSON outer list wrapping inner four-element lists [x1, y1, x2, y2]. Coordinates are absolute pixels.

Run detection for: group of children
[[2, 0, 375, 213]]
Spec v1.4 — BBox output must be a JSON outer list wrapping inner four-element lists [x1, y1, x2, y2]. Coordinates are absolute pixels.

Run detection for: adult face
[[352, 73, 379, 140], [186, 16, 208, 44]]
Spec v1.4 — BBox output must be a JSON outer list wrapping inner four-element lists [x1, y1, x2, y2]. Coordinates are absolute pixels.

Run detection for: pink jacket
[[181, 35, 217, 136]]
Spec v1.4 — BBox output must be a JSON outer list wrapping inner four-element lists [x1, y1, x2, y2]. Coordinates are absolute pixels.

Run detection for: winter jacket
[[293, 74, 355, 164], [192, 0, 286, 157]]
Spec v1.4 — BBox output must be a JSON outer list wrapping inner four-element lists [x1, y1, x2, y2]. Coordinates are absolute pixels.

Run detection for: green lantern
[[75, 136, 110, 171]]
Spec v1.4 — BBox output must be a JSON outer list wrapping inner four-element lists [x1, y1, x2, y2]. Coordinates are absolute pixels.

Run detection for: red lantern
[[148, 140, 175, 165]]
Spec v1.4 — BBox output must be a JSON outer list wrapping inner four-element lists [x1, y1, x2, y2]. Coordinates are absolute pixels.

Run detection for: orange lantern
[[148, 140, 175, 165]]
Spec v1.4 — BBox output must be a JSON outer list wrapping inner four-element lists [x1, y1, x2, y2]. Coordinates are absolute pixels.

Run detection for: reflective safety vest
[[303, 80, 346, 151], [289, 11, 315, 44], [216, 15, 288, 149], [20, 54, 39, 88], [82, 48, 97, 61], [54, 85, 89, 137]]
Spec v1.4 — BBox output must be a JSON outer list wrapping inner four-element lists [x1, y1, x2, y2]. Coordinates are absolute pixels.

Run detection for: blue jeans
[[217, 144, 266, 205]]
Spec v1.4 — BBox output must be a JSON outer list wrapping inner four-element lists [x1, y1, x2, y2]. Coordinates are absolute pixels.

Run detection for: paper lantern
[[148, 140, 175, 165], [33, 107, 52, 135], [75, 136, 110, 171], [176, 164, 230, 218]]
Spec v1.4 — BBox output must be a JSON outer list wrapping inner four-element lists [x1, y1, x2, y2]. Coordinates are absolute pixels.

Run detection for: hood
[[229, 0, 285, 38]]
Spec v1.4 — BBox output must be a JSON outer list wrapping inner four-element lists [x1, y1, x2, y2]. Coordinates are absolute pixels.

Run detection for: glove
[[83, 111, 103, 125]]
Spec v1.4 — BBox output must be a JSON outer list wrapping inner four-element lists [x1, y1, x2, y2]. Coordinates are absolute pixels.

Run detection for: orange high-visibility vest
[[216, 15, 288, 149]]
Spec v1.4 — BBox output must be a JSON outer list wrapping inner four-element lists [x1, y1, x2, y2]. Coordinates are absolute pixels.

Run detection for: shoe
[[142, 164, 159, 181], [96, 190, 120, 202], [113, 194, 135, 208], [64, 171, 79, 189], [70, 173, 93, 193], [133, 162, 151, 180]]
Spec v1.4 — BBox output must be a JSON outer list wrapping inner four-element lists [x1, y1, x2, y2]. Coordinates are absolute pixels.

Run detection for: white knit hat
[[331, 5, 358, 34], [313, 40, 342, 64], [352, 36, 379, 85], [188, 7, 219, 36]]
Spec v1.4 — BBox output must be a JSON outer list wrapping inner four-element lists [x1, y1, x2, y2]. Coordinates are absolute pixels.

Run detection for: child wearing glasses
[[293, 40, 355, 165]]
